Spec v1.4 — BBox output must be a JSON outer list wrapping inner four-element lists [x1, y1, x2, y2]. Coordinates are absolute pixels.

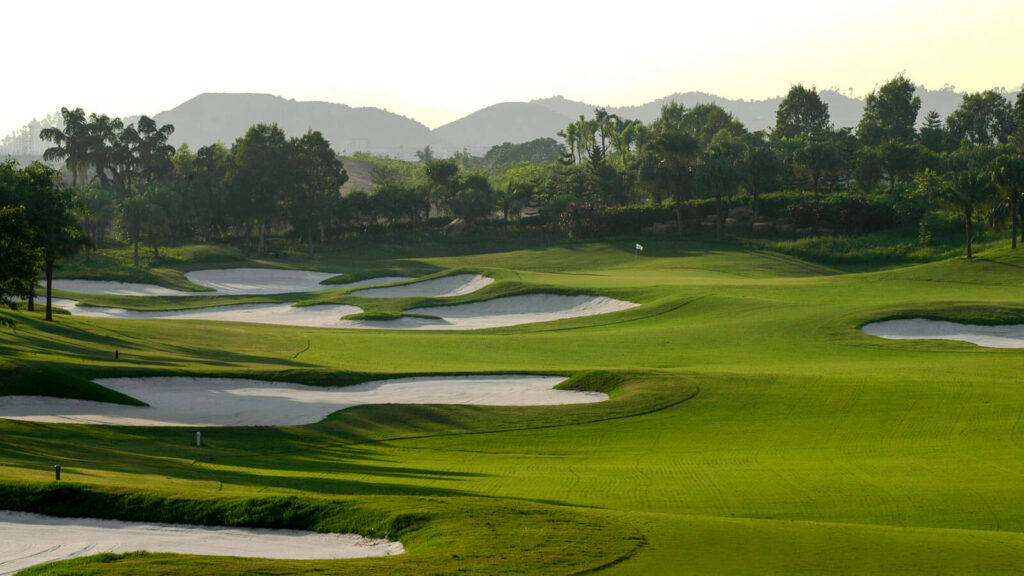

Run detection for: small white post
[[196, 431, 202, 447]]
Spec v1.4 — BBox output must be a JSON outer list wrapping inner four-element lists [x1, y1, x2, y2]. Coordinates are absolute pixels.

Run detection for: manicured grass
[[4, 239, 1024, 573]]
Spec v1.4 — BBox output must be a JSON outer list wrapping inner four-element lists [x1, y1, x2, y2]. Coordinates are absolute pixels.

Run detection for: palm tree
[[939, 168, 995, 259], [135, 116, 176, 184], [39, 107, 89, 187], [699, 130, 745, 242], [743, 131, 778, 219], [991, 153, 1024, 248], [649, 128, 700, 237], [84, 113, 125, 190]]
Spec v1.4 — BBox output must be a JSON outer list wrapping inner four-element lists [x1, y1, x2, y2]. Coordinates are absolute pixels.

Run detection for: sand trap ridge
[[63, 302, 363, 328], [0, 375, 605, 427], [0, 511, 401, 576], [185, 268, 338, 294], [331, 276, 414, 290], [50, 269, 410, 297], [341, 294, 639, 330], [352, 274, 493, 298], [862, 318, 1024, 348], [50, 279, 197, 297]]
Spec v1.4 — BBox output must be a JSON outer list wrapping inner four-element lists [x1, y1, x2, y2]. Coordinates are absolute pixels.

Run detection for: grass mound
[[0, 365, 144, 406], [0, 482, 422, 538], [2, 483, 641, 576]]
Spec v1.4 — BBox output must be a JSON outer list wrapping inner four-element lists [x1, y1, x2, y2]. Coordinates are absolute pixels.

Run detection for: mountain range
[[2, 87, 1013, 161]]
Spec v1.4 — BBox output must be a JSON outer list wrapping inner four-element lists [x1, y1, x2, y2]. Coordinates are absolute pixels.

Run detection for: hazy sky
[[4, 0, 1023, 137]]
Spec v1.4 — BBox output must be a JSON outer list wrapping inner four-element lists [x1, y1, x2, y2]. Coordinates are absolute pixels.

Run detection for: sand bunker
[[0, 511, 401, 575], [185, 268, 338, 294], [50, 269, 407, 297], [341, 294, 639, 330], [862, 318, 1024, 348], [65, 302, 363, 328], [0, 375, 604, 427], [352, 274, 493, 298], [54, 291, 636, 331], [331, 276, 414, 290], [50, 279, 197, 297]]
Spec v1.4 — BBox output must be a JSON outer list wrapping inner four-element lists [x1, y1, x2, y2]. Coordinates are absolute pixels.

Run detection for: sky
[[3, 0, 1023, 138]]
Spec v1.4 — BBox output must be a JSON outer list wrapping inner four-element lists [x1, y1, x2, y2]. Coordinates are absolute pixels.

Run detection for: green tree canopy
[[39, 107, 89, 187], [0, 206, 41, 327], [774, 84, 831, 140], [857, 74, 921, 146], [228, 123, 291, 256], [289, 130, 348, 254], [947, 90, 1014, 146]]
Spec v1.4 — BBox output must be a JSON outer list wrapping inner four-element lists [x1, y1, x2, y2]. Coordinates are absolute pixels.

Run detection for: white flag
[[635, 243, 644, 251]]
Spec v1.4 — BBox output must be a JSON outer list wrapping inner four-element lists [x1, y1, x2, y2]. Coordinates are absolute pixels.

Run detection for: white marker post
[[196, 431, 202, 447], [635, 243, 644, 261]]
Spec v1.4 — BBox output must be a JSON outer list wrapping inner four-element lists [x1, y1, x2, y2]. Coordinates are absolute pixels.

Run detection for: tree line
[[30, 110, 349, 263], [334, 74, 1024, 257], [5, 73, 1024, 296]]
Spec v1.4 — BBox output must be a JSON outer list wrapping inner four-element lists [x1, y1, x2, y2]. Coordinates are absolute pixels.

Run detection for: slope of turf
[[3, 240, 1024, 574]]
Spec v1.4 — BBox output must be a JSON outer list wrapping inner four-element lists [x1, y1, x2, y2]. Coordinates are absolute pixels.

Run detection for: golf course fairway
[[2, 239, 1024, 574]]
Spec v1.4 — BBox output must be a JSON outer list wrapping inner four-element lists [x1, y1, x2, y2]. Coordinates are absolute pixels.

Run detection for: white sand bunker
[[0, 511, 401, 576], [352, 274, 493, 298], [862, 318, 1024, 348], [65, 302, 363, 328], [185, 268, 338, 295], [50, 279, 197, 297], [51, 273, 411, 298], [331, 276, 414, 290], [0, 375, 604, 427], [341, 294, 639, 330]]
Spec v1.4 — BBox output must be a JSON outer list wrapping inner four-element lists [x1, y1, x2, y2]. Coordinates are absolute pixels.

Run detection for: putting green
[[3, 240, 1024, 574]]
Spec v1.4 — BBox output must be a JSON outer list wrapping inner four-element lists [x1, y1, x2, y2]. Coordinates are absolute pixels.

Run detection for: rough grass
[[4, 239, 1024, 573]]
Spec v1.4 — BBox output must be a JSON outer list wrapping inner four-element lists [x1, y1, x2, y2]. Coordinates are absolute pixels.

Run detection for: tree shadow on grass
[[0, 429, 483, 499], [0, 312, 322, 374]]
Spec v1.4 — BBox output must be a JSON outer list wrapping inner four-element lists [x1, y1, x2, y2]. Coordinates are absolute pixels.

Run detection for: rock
[[650, 222, 674, 235], [752, 222, 774, 233], [724, 217, 739, 228], [442, 218, 471, 238], [728, 205, 754, 221]]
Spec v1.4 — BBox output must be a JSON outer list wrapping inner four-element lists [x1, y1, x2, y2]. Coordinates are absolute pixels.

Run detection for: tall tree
[[289, 130, 347, 254], [83, 113, 124, 190], [794, 136, 841, 197], [946, 90, 1014, 146], [857, 74, 921, 146], [774, 84, 831, 140], [0, 206, 41, 327], [992, 153, 1024, 248], [681, 103, 746, 149], [15, 162, 84, 319], [120, 194, 150, 267], [931, 150, 997, 259], [447, 173, 496, 225], [135, 116, 176, 184], [699, 130, 744, 241], [39, 107, 90, 188], [228, 124, 291, 256], [919, 110, 947, 153], [648, 127, 700, 236], [424, 159, 461, 213], [742, 131, 779, 218], [76, 183, 116, 252], [191, 143, 231, 240]]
